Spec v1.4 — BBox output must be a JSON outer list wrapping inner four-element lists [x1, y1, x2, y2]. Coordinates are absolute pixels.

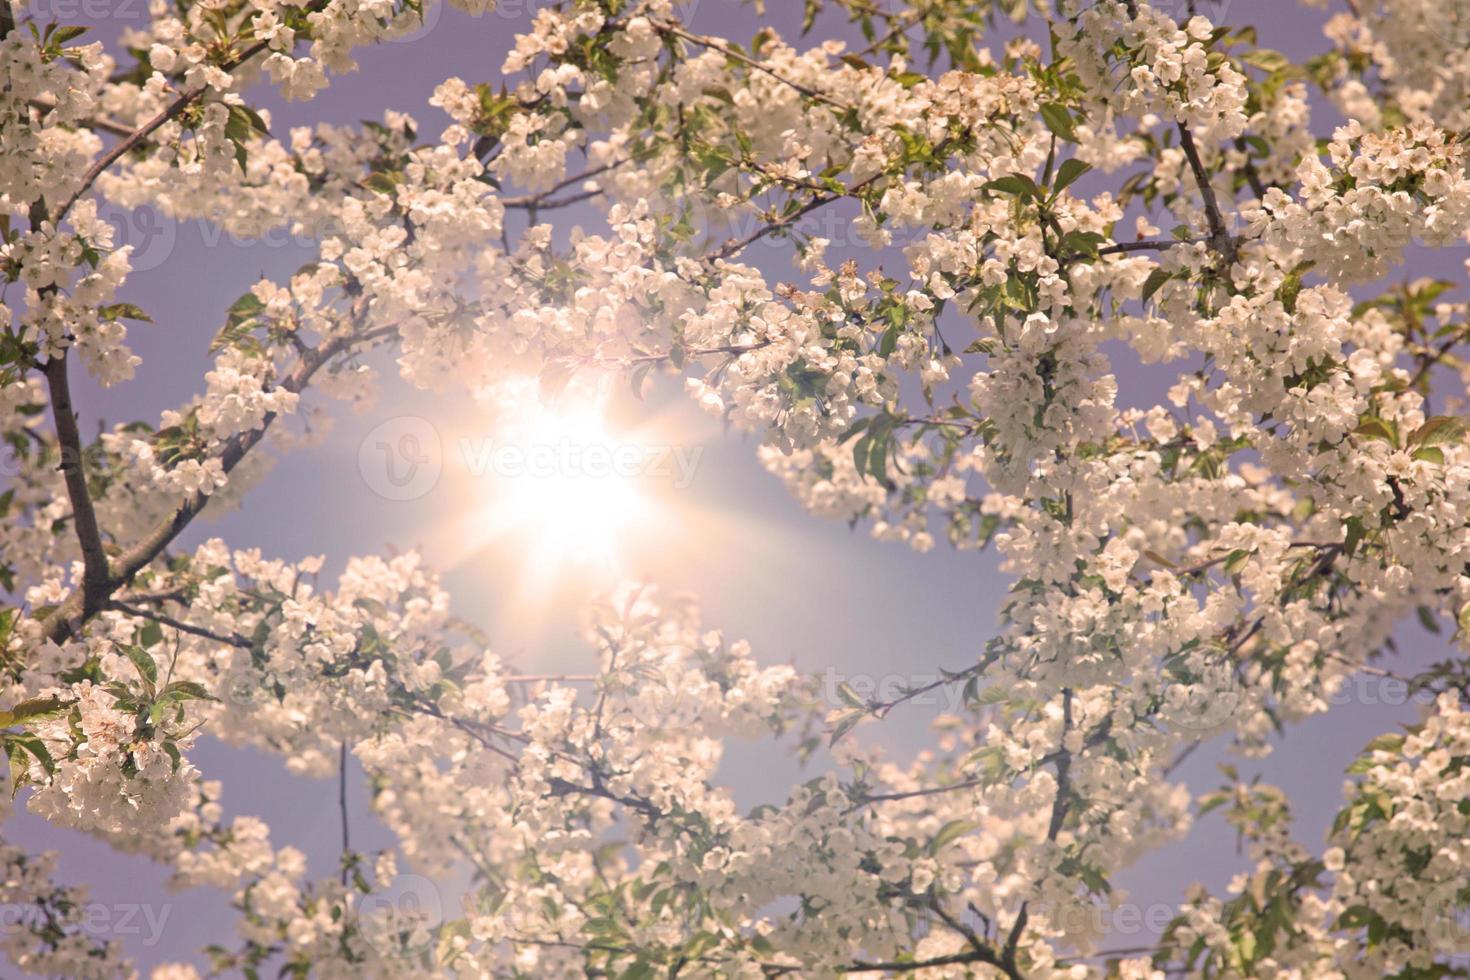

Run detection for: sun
[[468, 378, 650, 579]]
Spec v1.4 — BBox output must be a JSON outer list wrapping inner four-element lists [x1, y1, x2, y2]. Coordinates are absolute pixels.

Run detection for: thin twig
[[27, 99, 137, 139], [708, 172, 882, 262], [501, 159, 627, 209], [652, 20, 852, 112], [339, 741, 351, 886], [51, 36, 274, 228], [108, 600, 251, 648]]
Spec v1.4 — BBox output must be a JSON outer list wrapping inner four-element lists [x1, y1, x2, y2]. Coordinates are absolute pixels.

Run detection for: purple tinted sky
[[8, 0, 1467, 971]]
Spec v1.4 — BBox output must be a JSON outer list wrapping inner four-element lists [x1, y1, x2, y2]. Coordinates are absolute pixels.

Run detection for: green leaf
[[1353, 416, 1398, 445], [1413, 445, 1445, 464], [617, 962, 655, 980], [353, 597, 389, 619], [1240, 49, 1291, 74], [1039, 103, 1077, 142], [1362, 733, 1405, 755], [1141, 268, 1172, 304], [7, 733, 54, 776], [223, 104, 270, 170], [1143, 550, 1176, 569], [1409, 415, 1467, 448], [228, 292, 266, 318], [878, 322, 901, 358], [924, 819, 975, 855], [868, 431, 891, 484], [123, 644, 158, 693], [1059, 230, 1107, 258], [828, 708, 863, 746], [163, 680, 218, 702], [51, 25, 88, 45], [1052, 158, 1091, 195], [851, 431, 872, 478], [138, 619, 164, 648], [1417, 605, 1441, 634], [0, 696, 67, 727], [1343, 516, 1366, 558], [984, 174, 1039, 199], [1197, 793, 1230, 818], [1222, 549, 1252, 576], [629, 361, 653, 400], [99, 303, 152, 323], [6, 742, 33, 797], [362, 171, 403, 196]]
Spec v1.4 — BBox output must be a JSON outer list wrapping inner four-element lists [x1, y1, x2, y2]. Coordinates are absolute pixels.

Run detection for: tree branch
[[108, 599, 250, 648], [1176, 118, 1237, 266], [843, 946, 1018, 978], [42, 325, 396, 644], [1092, 235, 1212, 258], [501, 159, 626, 210], [43, 353, 110, 621], [50, 37, 274, 229], [1002, 689, 1074, 969]]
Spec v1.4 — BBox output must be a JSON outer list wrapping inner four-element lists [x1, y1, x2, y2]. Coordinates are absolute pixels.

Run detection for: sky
[[5, 0, 1468, 972]]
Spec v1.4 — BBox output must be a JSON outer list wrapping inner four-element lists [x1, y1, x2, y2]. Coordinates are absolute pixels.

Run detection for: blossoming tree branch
[[3, 0, 1470, 975]]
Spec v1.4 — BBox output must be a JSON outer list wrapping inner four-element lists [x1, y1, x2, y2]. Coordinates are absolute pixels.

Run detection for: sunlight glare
[[473, 380, 649, 577]]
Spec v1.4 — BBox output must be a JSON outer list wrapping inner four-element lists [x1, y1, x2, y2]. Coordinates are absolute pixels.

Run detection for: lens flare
[[469, 380, 649, 579]]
